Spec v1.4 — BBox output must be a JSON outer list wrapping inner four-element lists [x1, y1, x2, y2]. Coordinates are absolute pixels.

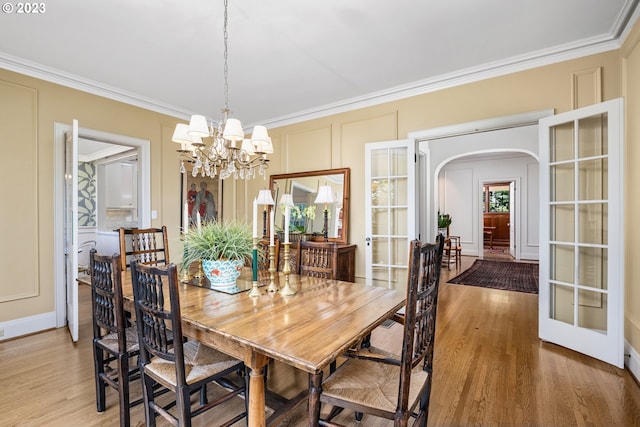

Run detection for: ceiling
[[1, 0, 638, 130]]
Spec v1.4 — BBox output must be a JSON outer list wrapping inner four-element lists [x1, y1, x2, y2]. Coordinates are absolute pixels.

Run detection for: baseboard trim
[[0, 311, 57, 341], [625, 340, 640, 383]]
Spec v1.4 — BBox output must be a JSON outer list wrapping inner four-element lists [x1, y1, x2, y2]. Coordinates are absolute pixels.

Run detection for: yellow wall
[[622, 22, 640, 354], [0, 68, 184, 323], [1, 23, 638, 354]]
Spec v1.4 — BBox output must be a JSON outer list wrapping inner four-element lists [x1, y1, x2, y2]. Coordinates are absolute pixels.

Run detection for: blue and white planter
[[202, 259, 244, 291]]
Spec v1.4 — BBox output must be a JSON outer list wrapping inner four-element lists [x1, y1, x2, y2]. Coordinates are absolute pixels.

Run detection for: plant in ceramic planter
[[438, 211, 452, 236], [182, 220, 252, 289]]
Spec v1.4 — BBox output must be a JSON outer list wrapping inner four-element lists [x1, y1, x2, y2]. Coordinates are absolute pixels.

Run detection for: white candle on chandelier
[[196, 211, 202, 233]]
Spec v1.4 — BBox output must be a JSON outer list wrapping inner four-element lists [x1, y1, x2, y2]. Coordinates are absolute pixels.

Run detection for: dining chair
[[89, 249, 141, 427], [277, 240, 300, 273], [118, 226, 169, 271], [298, 240, 336, 279], [309, 236, 445, 426], [443, 235, 462, 270], [130, 260, 248, 427], [257, 238, 279, 271]]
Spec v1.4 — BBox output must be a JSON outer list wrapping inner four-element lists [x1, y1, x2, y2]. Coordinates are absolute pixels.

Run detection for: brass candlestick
[[266, 244, 279, 292], [248, 237, 261, 297], [180, 237, 192, 283], [280, 242, 296, 295], [194, 259, 204, 279]]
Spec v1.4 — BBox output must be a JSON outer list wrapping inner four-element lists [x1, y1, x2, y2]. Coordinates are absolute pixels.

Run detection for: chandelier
[[171, 0, 272, 180]]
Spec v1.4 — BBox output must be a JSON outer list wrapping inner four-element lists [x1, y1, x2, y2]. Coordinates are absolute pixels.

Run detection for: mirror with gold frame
[[270, 168, 350, 244]]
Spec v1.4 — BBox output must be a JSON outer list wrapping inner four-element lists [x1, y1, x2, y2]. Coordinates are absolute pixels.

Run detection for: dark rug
[[448, 260, 539, 294]]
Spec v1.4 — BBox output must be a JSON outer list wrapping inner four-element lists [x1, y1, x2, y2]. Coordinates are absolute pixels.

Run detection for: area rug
[[448, 260, 539, 294]]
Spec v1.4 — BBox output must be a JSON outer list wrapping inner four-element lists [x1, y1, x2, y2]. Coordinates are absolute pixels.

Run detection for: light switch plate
[[151, 210, 157, 219]]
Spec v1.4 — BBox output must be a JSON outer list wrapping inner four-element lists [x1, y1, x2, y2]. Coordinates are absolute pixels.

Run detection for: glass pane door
[[539, 98, 623, 368], [365, 140, 415, 289]]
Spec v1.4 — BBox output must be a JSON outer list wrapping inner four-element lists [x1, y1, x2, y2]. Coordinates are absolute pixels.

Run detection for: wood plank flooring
[[1, 256, 640, 426]]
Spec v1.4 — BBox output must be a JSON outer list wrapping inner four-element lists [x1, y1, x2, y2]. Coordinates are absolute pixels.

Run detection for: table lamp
[[314, 185, 335, 242], [256, 189, 275, 238]]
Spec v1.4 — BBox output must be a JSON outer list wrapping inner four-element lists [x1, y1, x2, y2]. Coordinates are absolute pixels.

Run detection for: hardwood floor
[[1, 256, 640, 426]]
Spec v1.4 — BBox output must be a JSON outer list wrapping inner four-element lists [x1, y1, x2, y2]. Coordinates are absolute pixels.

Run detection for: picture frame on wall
[[180, 163, 222, 231]]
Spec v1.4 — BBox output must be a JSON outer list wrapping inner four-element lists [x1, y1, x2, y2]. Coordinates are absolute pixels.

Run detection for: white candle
[[252, 198, 258, 238], [284, 206, 290, 244], [269, 208, 275, 246], [183, 201, 189, 235], [196, 211, 202, 233]]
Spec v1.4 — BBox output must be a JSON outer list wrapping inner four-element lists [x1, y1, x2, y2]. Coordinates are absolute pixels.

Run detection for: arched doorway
[[409, 109, 549, 260]]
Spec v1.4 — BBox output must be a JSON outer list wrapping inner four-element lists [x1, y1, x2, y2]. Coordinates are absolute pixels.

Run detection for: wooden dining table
[[81, 268, 406, 426]]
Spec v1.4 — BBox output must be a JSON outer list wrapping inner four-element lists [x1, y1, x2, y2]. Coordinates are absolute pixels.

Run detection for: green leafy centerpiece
[[182, 220, 252, 290]]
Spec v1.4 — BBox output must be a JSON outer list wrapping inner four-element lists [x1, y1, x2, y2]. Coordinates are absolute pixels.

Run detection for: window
[[482, 183, 510, 212]]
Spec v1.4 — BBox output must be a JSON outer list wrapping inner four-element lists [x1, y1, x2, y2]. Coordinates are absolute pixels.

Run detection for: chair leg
[[116, 353, 131, 427], [176, 386, 192, 427], [141, 371, 157, 427], [93, 344, 106, 413]]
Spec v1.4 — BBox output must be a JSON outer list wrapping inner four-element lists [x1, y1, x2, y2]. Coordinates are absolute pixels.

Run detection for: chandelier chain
[[223, 0, 229, 113]]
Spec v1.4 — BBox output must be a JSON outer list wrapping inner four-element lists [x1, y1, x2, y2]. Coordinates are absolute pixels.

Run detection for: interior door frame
[[410, 109, 549, 248], [53, 123, 151, 328]]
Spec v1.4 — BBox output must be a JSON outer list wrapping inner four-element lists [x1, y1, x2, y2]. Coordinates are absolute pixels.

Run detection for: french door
[[65, 119, 79, 342], [539, 98, 624, 368], [364, 140, 416, 289]]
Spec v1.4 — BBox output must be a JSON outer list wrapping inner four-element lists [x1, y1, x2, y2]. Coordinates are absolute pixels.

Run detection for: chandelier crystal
[[172, 0, 272, 180]]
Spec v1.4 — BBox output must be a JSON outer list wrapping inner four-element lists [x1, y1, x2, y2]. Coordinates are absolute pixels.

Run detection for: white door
[[539, 98, 624, 368], [65, 120, 79, 341], [364, 140, 416, 289], [509, 181, 516, 257]]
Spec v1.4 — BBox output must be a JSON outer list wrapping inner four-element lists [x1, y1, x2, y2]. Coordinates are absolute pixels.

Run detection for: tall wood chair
[[257, 238, 279, 271], [118, 226, 169, 271], [130, 261, 247, 427], [277, 240, 300, 273], [443, 235, 462, 270], [89, 249, 141, 427], [298, 241, 336, 279], [309, 236, 445, 426]]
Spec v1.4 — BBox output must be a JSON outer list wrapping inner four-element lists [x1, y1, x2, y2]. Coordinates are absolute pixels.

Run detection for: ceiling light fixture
[[172, 0, 272, 180]]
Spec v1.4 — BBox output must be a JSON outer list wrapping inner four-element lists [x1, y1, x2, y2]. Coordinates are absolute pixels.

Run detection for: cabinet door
[[105, 162, 136, 208]]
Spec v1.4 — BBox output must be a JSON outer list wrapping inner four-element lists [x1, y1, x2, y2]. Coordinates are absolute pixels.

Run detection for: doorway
[[53, 122, 151, 331], [482, 181, 513, 260]]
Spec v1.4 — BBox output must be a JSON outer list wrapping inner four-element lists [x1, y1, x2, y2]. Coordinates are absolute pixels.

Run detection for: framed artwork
[[180, 164, 222, 230]]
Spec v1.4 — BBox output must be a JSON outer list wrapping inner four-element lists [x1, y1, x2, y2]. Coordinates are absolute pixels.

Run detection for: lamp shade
[[253, 137, 273, 154], [241, 139, 255, 154], [314, 185, 335, 204], [279, 193, 294, 208], [256, 189, 275, 205], [222, 118, 244, 141], [250, 125, 270, 143], [188, 115, 210, 138], [172, 123, 192, 144]]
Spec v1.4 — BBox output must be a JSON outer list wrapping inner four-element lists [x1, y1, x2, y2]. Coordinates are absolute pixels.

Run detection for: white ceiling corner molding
[[256, 34, 625, 130], [0, 51, 193, 120]]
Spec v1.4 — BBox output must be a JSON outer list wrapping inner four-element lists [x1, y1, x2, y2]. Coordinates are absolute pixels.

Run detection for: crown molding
[[1, 2, 638, 131], [0, 52, 193, 121]]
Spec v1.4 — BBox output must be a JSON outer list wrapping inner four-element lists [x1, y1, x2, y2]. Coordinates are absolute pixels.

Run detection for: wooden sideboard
[[299, 241, 357, 282]]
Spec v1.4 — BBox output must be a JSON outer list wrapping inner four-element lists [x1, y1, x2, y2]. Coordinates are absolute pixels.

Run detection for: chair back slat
[[278, 240, 300, 273], [398, 235, 444, 410], [131, 261, 184, 384], [90, 250, 127, 351], [118, 226, 170, 271], [299, 241, 335, 279]]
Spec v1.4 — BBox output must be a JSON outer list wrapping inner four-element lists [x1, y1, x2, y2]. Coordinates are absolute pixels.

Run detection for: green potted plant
[[438, 211, 452, 236], [182, 220, 252, 290]]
